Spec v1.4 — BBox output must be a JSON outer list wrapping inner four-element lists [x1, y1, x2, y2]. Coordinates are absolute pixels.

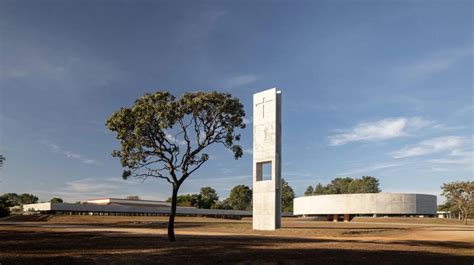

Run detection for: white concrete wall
[[22, 202, 52, 212], [22, 203, 303, 217], [293, 193, 436, 215], [252, 88, 282, 230]]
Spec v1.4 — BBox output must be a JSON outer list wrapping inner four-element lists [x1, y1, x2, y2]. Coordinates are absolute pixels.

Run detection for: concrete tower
[[252, 88, 282, 230]]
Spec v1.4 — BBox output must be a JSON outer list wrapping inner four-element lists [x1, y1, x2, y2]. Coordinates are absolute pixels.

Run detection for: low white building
[[22, 198, 264, 218], [294, 193, 437, 221]]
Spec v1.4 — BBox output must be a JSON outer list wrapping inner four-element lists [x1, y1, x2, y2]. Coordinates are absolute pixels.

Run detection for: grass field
[[0, 215, 473, 264]]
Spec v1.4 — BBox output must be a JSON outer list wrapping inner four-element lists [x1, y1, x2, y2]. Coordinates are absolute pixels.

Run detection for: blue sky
[[0, 0, 472, 203]]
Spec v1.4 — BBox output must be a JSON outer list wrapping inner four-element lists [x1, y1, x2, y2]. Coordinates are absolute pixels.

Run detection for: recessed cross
[[255, 97, 273, 118]]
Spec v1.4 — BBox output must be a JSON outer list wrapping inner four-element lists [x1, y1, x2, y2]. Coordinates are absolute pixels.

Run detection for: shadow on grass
[[0, 230, 472, 265]]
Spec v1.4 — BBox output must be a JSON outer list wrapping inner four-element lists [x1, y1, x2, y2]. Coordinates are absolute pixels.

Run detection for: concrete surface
[[252, 88, 282, 230], [293, 193, 437, 216]]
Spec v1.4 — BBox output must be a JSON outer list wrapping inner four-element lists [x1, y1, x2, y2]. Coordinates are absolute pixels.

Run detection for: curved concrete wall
[[293, 193, 436, 215]]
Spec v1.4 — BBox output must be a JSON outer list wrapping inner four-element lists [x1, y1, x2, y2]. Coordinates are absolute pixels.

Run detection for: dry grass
[[353, 216, 474, 226], [0, 216, 473, 264]]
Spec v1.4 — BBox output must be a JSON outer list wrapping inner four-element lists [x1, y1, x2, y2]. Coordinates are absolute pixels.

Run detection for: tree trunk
[[168, 185, 179, 241]]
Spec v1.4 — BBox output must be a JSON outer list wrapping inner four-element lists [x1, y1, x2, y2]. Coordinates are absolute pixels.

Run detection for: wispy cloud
[[165, 133, 187, 146], [36, 177, 140, 202], [400, 46, 473, 80], [391, 136, 465, 158], [328, 117, 434, 146], [222, 74, 258, 88], [0, 44, 123, 90], [243, 148, 253, 155], [339, 162, 406, 176], [427, 147, 473, 168], [41, 140, 100, 165], [243, 117, 252, 125]]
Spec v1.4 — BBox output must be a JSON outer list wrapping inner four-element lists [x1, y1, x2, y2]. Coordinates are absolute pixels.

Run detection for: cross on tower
[[255, 97, 273, 118]]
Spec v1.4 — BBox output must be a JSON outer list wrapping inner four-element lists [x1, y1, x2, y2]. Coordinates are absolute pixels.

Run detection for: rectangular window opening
[[256, 161, 272, 181]]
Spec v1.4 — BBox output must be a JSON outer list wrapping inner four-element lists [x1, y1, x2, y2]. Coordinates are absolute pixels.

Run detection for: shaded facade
[[294, 193, 437, 221]]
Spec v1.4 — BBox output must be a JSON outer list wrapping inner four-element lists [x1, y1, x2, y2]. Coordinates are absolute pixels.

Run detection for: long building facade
[[22, 198, 253, 218], [22, 198, 293, 218], [293, 193, 437, 221]]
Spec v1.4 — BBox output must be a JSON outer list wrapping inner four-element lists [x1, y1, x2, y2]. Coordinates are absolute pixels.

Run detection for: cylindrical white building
[[293, 193, 437, 220]]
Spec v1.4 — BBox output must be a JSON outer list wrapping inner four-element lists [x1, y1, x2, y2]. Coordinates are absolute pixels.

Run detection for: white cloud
[[32, 177, 151, 202], [243, 148, 253, 155], [339, 162, 406, 176], [243, 117, 252, 124], [328, 117, 434, 146], [391, 136, 465, 158], [165, 133, 188, 146], [223, 74, 258, 88], [427, 147, 473, 168], [41, 140, 100, 165], [400, 46, 473, 80], [0, 44, 123, 90], [66, 178, 119, 194]]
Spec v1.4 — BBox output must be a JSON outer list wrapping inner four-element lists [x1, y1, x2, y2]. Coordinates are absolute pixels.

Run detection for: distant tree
[[18, 193, 38, 204], [359, 176, 381, 193], [441, 181, 474, 224], [50, 197, 63, 203], [211, 198, 232, 210], [312, 177, 382, 195], [0, 195, 10, 217], [314, 183, 325, 195], [227, 185, 252, 210], [0, 155, 5, 168], [347, 176, 380, 193], [167, 194, 199, 207], [126, 195, 141, 200], [106, 91, 245, 241], [281, 178, 295, 212], [304, 185, 314, 196], [326, 177, 353, 194], [0, 193, 21, 207], [197, 187, 219, 209]]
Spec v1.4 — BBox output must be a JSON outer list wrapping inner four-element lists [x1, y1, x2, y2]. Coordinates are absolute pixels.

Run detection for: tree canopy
[[0, 193, 38, 206], [304, 185, 314, 196], [441, 181, 473, 224], [107, 91, 245, 241], [305, 176, 381, 196], [227, 185, 252, 210], [0, 196, 10, 218], [167, 194, 200, 207], [50, 197, 63, 203], [281, 178, 295, 212], [166, 187, 219, 209], [197, 187, 219, 209], [0, 155, 5, 168]]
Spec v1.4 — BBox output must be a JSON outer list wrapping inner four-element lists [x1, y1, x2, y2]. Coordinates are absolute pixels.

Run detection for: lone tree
[[441, 181, 473, 224], [106, 91, 245, 241], [50, 197, 63, 203], [304, 185, 314, 196], [281, 178, 295, 212], [227, 184, 252, 210], [197, 186, 219, 209]]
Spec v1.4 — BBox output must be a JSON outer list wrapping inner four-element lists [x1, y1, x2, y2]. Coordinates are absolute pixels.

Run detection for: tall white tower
[[252, 88, 282, 230]]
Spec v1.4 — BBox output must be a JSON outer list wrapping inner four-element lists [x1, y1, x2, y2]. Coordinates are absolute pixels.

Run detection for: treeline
[[0, 193, 64, 217], [0, 193, 39, 217], [305, 176, 381, 196], [167, 179, 295, 212]]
